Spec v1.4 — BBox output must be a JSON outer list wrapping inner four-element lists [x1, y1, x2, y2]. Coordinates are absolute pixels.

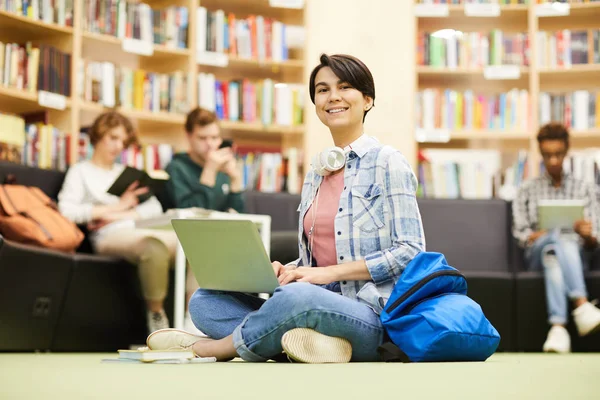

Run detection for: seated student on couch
[[164, 106, 245, 333], [145, 53, 426, 363], [57, 111, 177, 334], [512, 122, 600, 353]]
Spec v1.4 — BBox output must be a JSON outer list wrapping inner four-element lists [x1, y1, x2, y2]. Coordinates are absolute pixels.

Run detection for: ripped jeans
[[526, 230, 590, 325]]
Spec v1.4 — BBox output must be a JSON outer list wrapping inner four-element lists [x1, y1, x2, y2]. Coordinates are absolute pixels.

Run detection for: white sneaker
[[147, 328, 209, 352], [542, 325, 571, 353], [573, 301, 600, 337], [184, 311, 207, 337], [281, 328, 352, 363], [147, 310, 170, 334]]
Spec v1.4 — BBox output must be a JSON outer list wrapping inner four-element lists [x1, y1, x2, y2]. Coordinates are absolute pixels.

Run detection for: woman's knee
[[139, 237, 170, 263], [271, 283, 327, 313]]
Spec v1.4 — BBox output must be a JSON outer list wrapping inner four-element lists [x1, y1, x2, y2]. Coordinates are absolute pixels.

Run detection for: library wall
[[303, 0, 417, 168]]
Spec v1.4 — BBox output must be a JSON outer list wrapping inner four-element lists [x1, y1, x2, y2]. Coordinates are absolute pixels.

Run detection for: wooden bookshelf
[[414, 0, 600, 186], [0, 0, 307, 174]]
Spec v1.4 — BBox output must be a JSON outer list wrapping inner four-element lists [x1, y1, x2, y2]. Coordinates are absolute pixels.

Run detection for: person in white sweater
[[58, 111, 177, 334]]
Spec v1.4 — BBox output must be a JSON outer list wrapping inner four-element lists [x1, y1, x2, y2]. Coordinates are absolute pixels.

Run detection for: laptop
[[171, 219, 280, 294], [537, 199, 585, 231]]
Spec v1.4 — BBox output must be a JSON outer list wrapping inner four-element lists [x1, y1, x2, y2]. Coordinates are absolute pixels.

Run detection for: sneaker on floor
[[573, 301, 600, 336], [147, 310, 170, 334], [147, 328, 209, 352], [281, 328, 352, 363], [184, 311, 207, 337], [543, 325, 571, 354]]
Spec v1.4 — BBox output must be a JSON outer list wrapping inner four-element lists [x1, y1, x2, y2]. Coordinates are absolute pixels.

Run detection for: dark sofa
[[1, 160, 599, 353]]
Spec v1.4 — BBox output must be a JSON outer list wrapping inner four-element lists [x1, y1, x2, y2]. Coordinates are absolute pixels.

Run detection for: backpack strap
[[377, 342, 412, 363]]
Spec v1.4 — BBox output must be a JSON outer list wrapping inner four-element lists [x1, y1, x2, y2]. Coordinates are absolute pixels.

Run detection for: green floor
[[0, 353, 598, 399]]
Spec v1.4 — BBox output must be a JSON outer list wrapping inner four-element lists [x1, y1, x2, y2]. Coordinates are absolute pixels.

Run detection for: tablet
[[107, 166, 154, 203], [537, 199, 585, 231]]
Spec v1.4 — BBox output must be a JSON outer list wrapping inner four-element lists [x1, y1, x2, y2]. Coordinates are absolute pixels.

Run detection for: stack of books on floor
[[102, 348, 216, 364]]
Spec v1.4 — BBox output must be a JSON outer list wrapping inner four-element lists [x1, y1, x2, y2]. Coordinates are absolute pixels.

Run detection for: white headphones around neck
[[311, 147, 348, 176]]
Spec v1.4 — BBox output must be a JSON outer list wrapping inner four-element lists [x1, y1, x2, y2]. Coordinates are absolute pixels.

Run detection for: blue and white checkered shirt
[[288, 135, 426, 314]]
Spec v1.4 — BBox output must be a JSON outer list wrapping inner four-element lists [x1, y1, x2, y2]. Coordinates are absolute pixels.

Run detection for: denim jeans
[[188, 282, 385, 362], [525, 230, 589, 325]]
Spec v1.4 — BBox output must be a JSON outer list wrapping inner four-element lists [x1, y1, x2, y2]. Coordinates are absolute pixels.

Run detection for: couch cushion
[[0, 161, 66, 200], [243, 191, 301, 232], [417, 198, 511, 272]]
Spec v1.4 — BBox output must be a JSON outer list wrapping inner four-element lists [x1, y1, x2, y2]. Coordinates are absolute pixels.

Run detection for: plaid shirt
[[512, 172, 599, 247], [288, 135, 426, 314]]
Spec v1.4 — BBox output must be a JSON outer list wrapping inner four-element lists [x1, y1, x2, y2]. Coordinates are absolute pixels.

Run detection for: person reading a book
[[512, 123, 600, 353], [164, 107, 245, 333], [146, 54, 426, 363], [57, 111, 177, 334]]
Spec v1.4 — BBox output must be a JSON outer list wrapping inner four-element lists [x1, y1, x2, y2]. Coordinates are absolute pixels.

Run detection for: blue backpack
[[378, 252, 500, 362]]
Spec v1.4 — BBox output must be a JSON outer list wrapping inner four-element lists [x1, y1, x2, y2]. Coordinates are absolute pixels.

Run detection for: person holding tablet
[[146, 53, 426, 363], [57, 111, 177, 334], [512, 123, 600, 353]]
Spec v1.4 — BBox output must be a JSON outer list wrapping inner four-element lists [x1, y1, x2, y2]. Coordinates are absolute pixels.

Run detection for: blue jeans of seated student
[[188, 282, 384, 362], [525, 229, 589, 325]]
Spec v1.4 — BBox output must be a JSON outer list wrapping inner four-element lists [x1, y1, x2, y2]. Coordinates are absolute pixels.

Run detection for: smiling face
[[313, 67, 373, 132]]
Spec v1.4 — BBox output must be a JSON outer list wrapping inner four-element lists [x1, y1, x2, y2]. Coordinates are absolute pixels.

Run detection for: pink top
[[302, 171, 345, 267]]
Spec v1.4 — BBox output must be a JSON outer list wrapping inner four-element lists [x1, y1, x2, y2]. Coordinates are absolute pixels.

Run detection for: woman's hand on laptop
[[272, 261, 295, 278], [277, 265, 337, 286]]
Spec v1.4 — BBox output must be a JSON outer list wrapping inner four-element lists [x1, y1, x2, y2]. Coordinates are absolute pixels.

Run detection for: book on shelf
[[417, 30, 529, 68], [0, 0, 74, 27], [416, 88, 530, 132], [1, 42, 71, 96], [563, 149, 600, 187], [0, 111, 70, 171], [78, 60, 189, 114], [196, 7, 304, 63], [198, 74, 304, 126], [539, 90, 600, 130], [83, 1, 189, 49], [237, 146, 301, 194], [417, 149, 502, 199], [537, 29, 600, 68]]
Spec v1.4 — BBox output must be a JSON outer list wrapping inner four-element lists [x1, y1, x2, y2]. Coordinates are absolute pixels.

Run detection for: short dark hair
[[185, 107, 218, 133], [309, 54, 375, 122], [537, 122, 569, 150]]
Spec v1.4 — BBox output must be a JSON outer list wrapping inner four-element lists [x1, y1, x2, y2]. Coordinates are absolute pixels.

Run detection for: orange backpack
[[0, 184, 84, 253]]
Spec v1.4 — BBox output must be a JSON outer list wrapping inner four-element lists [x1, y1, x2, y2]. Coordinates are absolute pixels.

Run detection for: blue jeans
[[525, 230, 589, 325], [188, 282, 385, 362]]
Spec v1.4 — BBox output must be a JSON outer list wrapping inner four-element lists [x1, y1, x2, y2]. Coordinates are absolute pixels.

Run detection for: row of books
[[84, 1, 188, 49], [417, 147, 600, 200], [539, 90, 600, 130], [418, 30, 530, 68], [198, 73, 304, 126], [238, 147, 301, 194], [415, 88, 530, 131], [0, 0, 74, 26], [0, 112, 71, 170], [536, 29, 600, 67], [1, 42, 71, 96], [196, 7, 290, 62], [78, 60, 190, 115]]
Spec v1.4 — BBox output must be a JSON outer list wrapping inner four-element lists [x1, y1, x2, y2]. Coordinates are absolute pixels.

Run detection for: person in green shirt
[[165, 107, 245, 333], [165, 107, 245, 213]]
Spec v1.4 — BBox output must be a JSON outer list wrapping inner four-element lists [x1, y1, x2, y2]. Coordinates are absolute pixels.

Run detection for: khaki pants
[[94, 228, 199, 301]]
